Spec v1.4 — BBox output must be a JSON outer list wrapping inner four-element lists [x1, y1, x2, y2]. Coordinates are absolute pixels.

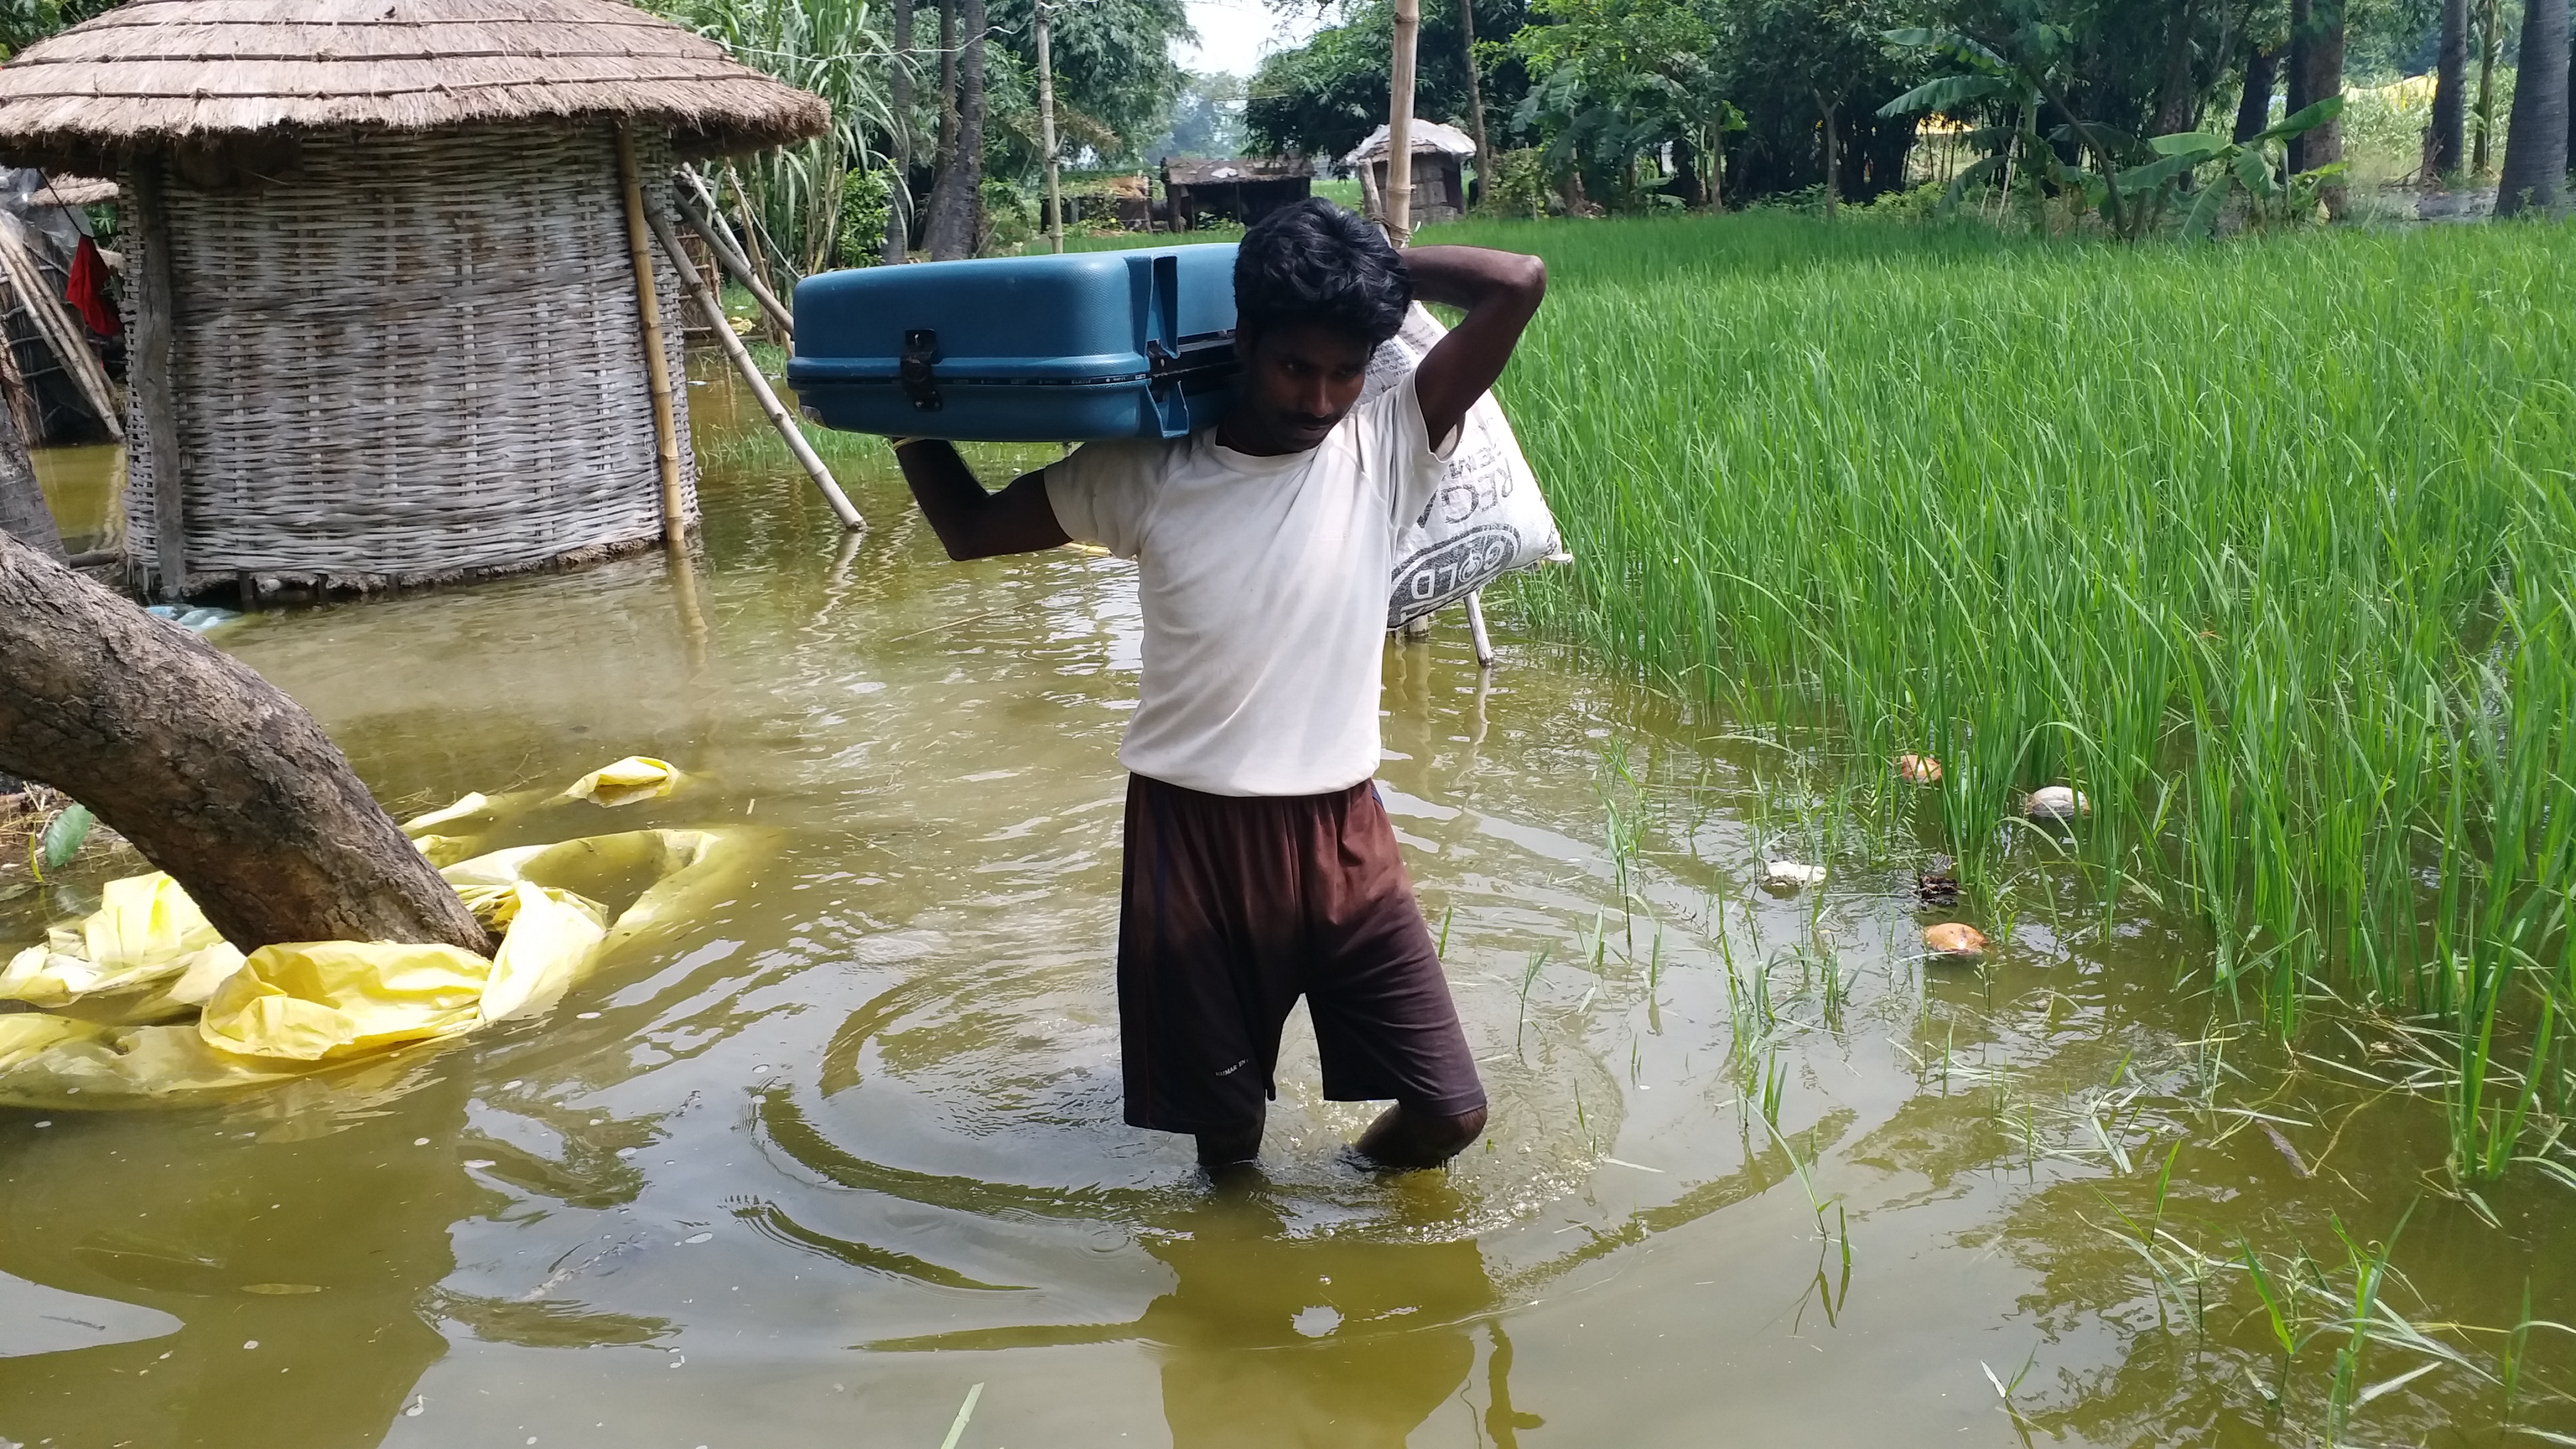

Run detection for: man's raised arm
[[892, 441, 1071, 561], [1400, 246, 1548, 448]]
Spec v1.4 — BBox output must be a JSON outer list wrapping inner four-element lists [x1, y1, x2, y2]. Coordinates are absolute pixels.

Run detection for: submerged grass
[[1437, 212, 2576, 1066]]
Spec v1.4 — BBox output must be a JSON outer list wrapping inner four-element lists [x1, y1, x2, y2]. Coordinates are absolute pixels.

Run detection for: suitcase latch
[[900, 329, 943, 412]]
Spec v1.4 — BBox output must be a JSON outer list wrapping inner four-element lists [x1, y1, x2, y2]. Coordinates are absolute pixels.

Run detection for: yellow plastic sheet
[[559, 756, 682, 808], [0, 759, 740, 1109]]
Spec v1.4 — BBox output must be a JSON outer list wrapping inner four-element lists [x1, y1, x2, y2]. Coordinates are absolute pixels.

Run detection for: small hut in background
[[1344, 121, 1475, 229], [1159, 157, 1313, 231], [0, 0, 825, 601]]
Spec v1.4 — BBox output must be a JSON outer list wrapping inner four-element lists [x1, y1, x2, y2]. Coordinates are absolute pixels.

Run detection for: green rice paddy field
[[1447, 211, 2576, 1093]]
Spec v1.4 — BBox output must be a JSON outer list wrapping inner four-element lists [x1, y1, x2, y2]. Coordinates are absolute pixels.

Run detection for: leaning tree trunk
[[2431, 0, 2469, 176], [0, 399, 60, 559], [0, 531, 493, 955], [2496, 0, 2571, 214], [2235, 42, 2278, 143], [883, 0, 915, 264], [1459, 0, 1491, 210]]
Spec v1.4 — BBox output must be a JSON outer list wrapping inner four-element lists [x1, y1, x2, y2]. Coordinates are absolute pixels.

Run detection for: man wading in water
[[891, 200, 1546, 1170]]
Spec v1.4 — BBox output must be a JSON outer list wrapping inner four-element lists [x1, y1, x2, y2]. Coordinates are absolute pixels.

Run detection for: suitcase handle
[[1144, 255, 1192, 437], [901, 329, 943, 412]]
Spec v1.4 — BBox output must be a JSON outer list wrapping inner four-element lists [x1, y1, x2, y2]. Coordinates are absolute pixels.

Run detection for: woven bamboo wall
[[122, 122, 698, 589]]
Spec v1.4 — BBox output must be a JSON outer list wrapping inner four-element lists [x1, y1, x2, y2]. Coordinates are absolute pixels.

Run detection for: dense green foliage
[[1457, 212, 2576, 1064]]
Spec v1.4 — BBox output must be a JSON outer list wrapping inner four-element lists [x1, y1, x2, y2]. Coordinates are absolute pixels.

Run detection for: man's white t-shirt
[[1045, 371, 1448, 797]]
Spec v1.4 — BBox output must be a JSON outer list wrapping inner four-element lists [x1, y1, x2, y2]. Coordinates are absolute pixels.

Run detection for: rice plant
[[1436, 209, 2576, 1171]]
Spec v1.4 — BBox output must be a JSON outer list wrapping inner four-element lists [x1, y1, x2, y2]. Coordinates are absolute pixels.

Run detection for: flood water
[[3, 360, 2568, 1448]]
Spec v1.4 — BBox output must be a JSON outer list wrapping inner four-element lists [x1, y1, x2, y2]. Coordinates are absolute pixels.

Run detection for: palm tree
[[923, 0, 987, 258], [2429, 0, 2468, 177], [2496, 0, 2570, 215]]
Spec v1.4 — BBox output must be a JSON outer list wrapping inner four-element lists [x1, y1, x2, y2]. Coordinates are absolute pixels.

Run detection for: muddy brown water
[[2, 362, 2568, 1447]]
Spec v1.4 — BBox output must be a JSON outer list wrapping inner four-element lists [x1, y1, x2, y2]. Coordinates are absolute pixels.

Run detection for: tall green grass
[[1440, 212, 2576, 1062]]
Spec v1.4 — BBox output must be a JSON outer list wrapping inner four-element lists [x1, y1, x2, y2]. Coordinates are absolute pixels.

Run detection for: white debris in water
[[1292, 1306, 1342, 1337], [2026, 786, 2091, 820], [683, 1232, 713, 1244], [1762, 859, 1828, 887]]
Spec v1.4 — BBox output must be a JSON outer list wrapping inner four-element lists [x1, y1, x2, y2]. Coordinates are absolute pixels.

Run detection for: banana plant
[[2130, 96, 2347, 241]]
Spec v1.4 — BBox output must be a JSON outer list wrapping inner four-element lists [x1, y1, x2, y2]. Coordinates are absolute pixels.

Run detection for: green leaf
[[1940, 153, 2005, 213], [2260, 94, 2346, 142], [38, 803, 92, 874], [2233, 149, 2276, 197], [1878, 73, 2007, 118], [2118, 150, 2206, 193], [2183, 173, 2233, 239], [2149, 131, 2228, 158]]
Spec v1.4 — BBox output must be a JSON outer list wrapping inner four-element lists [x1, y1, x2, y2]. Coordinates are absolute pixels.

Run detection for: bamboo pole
[[676, 169, 796, 338], [130, 155, 188, 602], [1462, 589, 1495, 668], [1386, 0, 1420, 242], [615, 126, 688, 548], [1036, 0, 1064, 254], [647, 205, 864, 533]]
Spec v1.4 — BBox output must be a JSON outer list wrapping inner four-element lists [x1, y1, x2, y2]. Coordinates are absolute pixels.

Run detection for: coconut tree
[[2495, 0, 2569, 214], [2430, 0, 2468, 176], [922, 0, 987, 258]]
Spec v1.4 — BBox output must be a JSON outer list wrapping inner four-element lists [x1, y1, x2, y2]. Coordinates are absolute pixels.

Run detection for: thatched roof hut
[[1345, 120, 1476, 228], [0, 0, 827, 600]]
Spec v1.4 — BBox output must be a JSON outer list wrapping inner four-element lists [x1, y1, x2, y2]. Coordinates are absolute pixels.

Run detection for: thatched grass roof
[[1343, 120, 1478, 167], [0, 0, 830, 173]]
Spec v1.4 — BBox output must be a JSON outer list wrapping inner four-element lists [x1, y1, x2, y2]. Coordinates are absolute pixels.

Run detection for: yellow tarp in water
[[559, 756, 683, 808], [0, 764, 740, 1110]]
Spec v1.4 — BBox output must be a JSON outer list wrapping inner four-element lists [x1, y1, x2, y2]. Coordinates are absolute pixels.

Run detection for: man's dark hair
[[1233, 198, 1412, 345]]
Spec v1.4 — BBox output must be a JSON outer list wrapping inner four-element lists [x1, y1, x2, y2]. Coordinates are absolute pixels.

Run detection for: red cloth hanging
[[65, 235, 119, 337]]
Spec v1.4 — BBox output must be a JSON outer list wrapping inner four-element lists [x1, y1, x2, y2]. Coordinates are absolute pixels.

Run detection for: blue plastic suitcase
[[786, 245, 1240, 442]]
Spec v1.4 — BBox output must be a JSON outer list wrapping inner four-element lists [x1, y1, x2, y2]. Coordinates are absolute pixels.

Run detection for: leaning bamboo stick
[[615, 126, 687, 548], [647, 205, 863, 533], [1462, 589, 1496, 668], [130, 156, 188, 601], [675, 171, 795, 338]]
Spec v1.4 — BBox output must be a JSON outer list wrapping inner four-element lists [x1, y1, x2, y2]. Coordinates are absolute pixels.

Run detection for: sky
[[1172, 0, 1325, 77]]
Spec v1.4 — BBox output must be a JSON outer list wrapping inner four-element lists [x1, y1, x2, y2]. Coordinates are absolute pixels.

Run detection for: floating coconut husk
[[1896, 752, 1942, 784], [1924, 922, 1987, 959]]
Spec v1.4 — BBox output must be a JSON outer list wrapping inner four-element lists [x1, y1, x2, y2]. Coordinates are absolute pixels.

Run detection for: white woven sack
[[1362, 304, 1566, 628]]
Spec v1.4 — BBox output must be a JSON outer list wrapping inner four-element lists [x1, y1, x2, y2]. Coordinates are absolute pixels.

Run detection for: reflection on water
[[2, 357, 2568, 1446]]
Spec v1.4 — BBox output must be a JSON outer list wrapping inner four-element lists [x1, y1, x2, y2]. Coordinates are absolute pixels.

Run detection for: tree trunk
[[2495, 0, 2570, 214], [0, 530, 493, 956], [2235, 42, 2277, 143], [2474, 0, 2501, 173], [2298, 0, 2346, 211], [924, 0, 962, 258], [2285, 0, 2313, 171], [1673, 137, 1704, 207], [1816, 91, 1839, 218], [2430, 0, 2469, 176], [924, 0, 986, 259], [1460, 0, 1491, 210], [0, 397, 60, 558], [2155, 0, 2201, 137], [883, 0, 914, 263]]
